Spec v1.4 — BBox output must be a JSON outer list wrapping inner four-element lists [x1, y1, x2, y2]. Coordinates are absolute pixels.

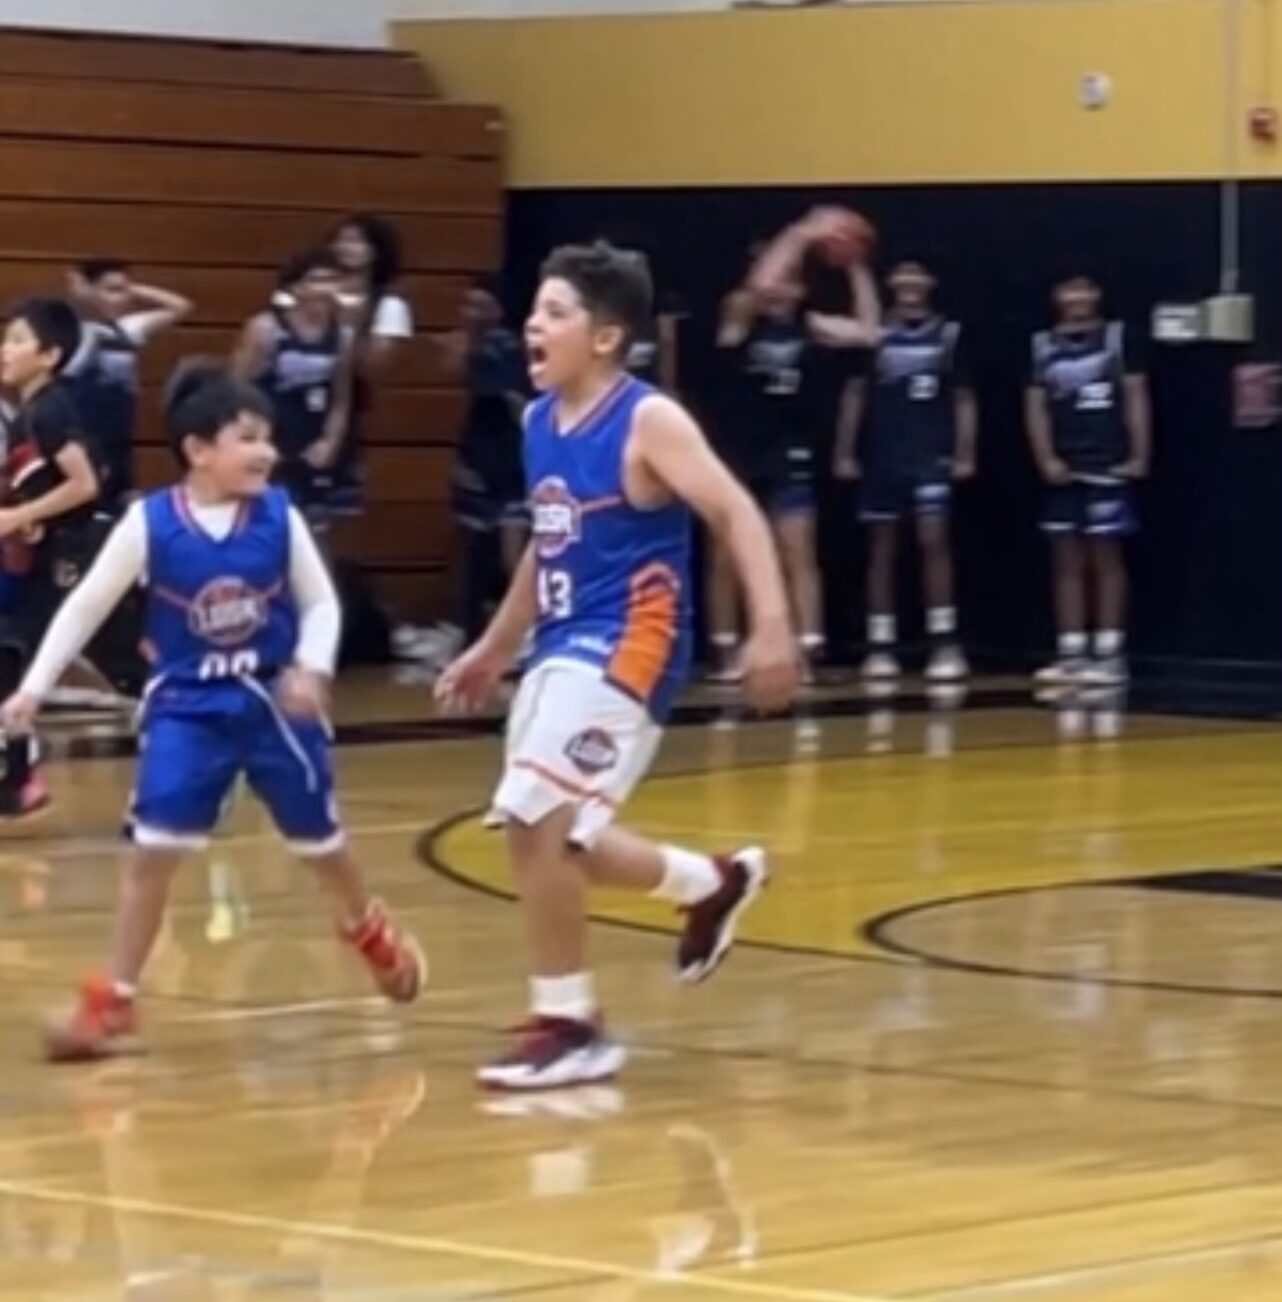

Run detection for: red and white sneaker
[[676, 848, 769, 985], [45, 976, 142, 1063], [478, 1016, 627, 1091], [342, 900, 427, 1004]]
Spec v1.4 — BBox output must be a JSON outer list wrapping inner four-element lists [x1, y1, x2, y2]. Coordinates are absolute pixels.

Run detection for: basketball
[[816, 209, 876, 267]]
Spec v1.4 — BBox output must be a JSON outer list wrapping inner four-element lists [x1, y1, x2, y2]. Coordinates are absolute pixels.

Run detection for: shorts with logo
[[129, 680, 342, 857], [1041, 481, 1137, 538], [487, 658, 662, 849]]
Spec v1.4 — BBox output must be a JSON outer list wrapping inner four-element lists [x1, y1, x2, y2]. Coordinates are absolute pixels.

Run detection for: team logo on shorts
[[189, 577, 269, 647], [565, 727, 619, 776], [530, 477, 582, 560]]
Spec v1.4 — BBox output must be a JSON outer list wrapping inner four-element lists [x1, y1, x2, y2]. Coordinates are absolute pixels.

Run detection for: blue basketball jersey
[[140, 486, 297, 694], [525, 375, 692, 722]]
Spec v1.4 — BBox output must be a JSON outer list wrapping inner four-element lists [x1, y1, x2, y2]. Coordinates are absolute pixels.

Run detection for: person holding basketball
[[718, 208, 879, 680], [1026, 272, 1150, 688]]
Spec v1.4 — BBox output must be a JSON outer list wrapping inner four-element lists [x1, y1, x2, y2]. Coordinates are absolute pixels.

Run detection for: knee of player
[[505, 805, 580, 864]]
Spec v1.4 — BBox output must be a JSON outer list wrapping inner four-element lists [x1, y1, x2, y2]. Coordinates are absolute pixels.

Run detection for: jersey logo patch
[[189, 577, 269, 648], [564, 727, 619, 776], [531, 477, 582, 560]]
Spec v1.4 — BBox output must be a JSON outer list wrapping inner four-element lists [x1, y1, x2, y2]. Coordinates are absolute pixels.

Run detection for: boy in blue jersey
[[1, 362, 425, 1062], [437, 242, 799, 1090]]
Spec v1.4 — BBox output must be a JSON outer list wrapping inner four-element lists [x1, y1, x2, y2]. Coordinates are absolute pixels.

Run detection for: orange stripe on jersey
[[514, 758, 618, 806], [606, 562, 679, 703]]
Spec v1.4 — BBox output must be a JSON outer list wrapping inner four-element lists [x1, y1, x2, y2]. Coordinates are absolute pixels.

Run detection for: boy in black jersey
[[232, 249, 352, 524], [1026, 274, 1150, 688], [831, 261, 977, 683], [0, 299, 106, 629], [711, 269, 821, 680], [67, 259, 192, 509], [0, 298, 108, 814]]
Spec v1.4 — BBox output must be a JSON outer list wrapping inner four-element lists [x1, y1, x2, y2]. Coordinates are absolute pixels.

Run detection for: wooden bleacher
[[0, 26, 504, 622]]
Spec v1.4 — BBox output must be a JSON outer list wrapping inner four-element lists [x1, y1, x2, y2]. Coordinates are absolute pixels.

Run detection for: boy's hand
[[741, 619, 800, 715], [434, 639, 508, 715], [1, 692, 39, 735], [278, 668, 329, 720]]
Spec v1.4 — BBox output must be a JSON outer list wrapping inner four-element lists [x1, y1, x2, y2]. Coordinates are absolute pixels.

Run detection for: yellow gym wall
[[394, 0, 1279, 187]]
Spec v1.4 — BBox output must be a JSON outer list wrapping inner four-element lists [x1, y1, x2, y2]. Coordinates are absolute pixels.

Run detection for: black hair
[[163, 358, 274, 469], [539, 240, 653, 353], [277, 246, 342, 292], [78, 257, 131, 283], [5, 297, 81, 373], [331, 213, 403, 297]]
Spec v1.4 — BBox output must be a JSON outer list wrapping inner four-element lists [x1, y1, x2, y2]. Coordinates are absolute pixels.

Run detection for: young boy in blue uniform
[[2, 362, 425, 1061], [437, 242, 798, 1090]]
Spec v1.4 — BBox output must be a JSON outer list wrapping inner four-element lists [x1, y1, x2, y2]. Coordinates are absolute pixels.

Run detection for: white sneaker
[[478, 1018, 627, 1091], [924, 645, 969, 683], [1033, 657, 1088, 688], [1080, 657, 1129, 688], [861, 651, 901, 681]]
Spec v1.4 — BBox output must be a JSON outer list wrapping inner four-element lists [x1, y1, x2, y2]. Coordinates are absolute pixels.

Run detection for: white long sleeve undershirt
[[20, 498, 342, 700]]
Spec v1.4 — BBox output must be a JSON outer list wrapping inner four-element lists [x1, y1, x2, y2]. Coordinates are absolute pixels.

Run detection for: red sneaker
[[676, 848, 769, 985], [342, 900, 426, 1003], [478, 1016, 626, 1091], [45, 976, 142, 1063], [0, 769, 50, 821]]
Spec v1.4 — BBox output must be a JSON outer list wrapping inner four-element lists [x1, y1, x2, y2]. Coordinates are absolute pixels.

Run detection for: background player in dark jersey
[[741, 209, 881, 680], [328, 213, 414, 515], [423, 278, 529, 662], [1026, 273, 1150, 688], [66, 259, 192, 509], [710, 267, 822, 680], [0, 299, 113, 666], [232, 249, 353, 525], [830, 261, 976, 682]]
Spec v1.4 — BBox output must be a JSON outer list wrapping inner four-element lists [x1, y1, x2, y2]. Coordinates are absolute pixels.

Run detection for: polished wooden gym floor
[[6, 671, 1282, 1299]]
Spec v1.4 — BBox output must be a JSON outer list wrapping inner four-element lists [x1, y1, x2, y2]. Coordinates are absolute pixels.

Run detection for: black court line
[[863, 872, 1282, 1001], [415, 812, 1282, 1120]]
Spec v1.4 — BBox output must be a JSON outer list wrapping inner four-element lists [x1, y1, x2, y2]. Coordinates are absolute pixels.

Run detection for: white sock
[[112, 980, 138, 1001], [800, 632, 825, 653], [651, 846, 722, 906], [711, 632, 737, 650], [530, 972, 596, 1023], [868, 615, 897, 647], [926, 606, 957, 638], [1095, 628, 1125, 658], [1058, 631, 1088, 659]]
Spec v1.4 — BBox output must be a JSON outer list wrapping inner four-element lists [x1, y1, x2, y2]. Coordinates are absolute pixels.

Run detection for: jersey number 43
[[537, 567, 574, 620]]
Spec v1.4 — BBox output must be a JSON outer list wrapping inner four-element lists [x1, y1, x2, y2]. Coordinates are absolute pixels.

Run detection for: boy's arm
[[286, 508, 342, 675], [7, 441, 99, 534], [122, 283, 194, 344], [230, 314, 275, 382], [478, 543, 538, 663], [631, 395, 796, 709], [17, 504, 146, 701], [1121, 372, 1152, 476]]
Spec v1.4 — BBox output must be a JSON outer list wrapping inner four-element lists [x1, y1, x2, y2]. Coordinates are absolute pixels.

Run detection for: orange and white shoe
[[45, 976, 142, 1063], [342, 900, 427, 1003]]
